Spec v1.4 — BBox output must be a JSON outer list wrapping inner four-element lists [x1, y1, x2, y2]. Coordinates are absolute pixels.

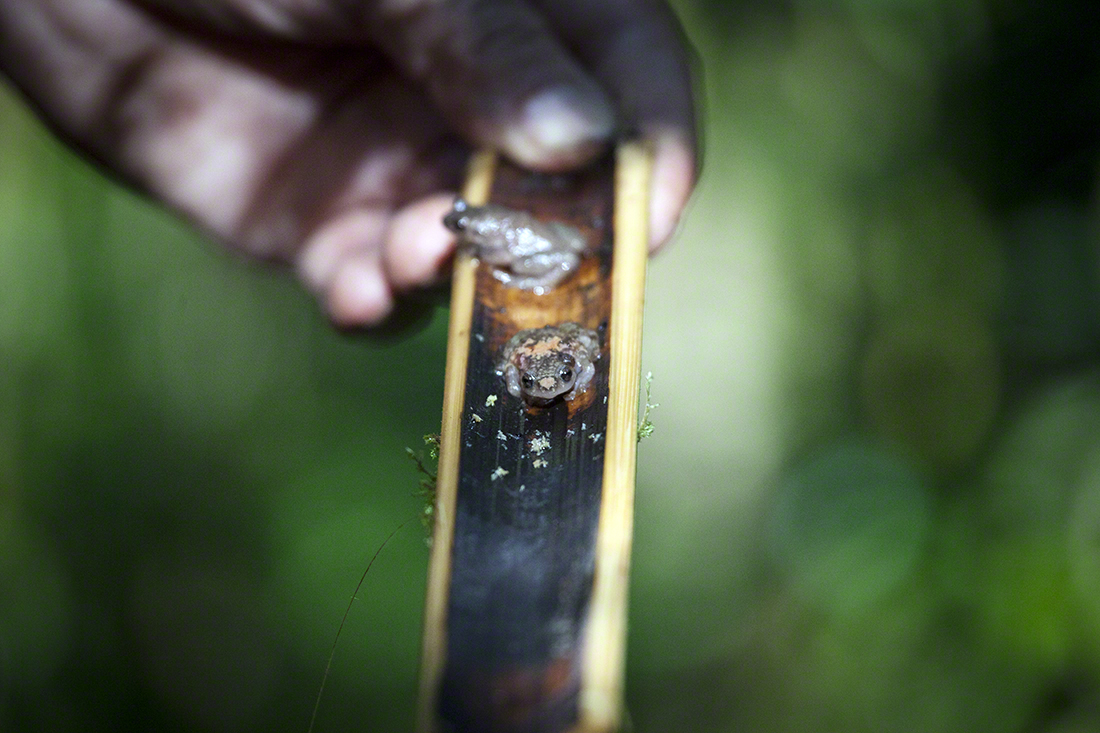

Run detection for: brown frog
[[497, 322, 600, 406]]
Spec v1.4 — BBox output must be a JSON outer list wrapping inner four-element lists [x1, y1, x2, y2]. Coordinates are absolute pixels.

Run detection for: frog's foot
[[502, 268, 574, 294]]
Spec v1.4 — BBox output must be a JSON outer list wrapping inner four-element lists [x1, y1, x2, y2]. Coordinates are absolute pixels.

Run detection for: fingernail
[[505, 86, 614, 167]]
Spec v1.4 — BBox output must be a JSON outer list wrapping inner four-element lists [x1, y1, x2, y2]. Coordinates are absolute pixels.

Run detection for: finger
[[648, 126, 697, 252], [230, 65, 463, 257], [0, 0, 458, 335], [531, 0, 701, 248], [296, 209, 392, 326], [531, 0, 698, 145], [328, 250, 395, 328], [299, 209, 439, 336], [297, 209, 388, 295], [139, 0, 619, 170], [382, 193, 459, 292], [335, 293, 439, 341]]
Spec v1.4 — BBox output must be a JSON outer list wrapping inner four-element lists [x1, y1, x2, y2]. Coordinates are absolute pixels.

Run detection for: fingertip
[[647, 127, 697, 252], [326, 256, 394, 328], [500, 86, 615, 171], [384, 193, 460, 291], [297, 210, 388, 294]]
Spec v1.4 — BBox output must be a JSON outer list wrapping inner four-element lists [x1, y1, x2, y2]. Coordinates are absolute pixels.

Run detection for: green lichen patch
[[637, 372, 659, 443], [406, 434, 440, 543]]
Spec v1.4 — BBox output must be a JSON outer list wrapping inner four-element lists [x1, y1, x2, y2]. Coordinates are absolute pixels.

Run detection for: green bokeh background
[[5, 1, 1100, 731]]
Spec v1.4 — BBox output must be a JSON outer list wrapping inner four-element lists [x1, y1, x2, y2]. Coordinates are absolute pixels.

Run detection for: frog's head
[[443, 198, 470, 233], [515, 352, 578, 405]]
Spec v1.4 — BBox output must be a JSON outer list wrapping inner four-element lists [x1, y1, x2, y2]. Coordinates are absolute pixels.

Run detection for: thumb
[[142, 0, 618, 170], [360, 0, 619, 170]]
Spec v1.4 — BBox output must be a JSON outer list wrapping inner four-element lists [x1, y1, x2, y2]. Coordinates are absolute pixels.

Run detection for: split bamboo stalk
[[417, 141, 652, 733]]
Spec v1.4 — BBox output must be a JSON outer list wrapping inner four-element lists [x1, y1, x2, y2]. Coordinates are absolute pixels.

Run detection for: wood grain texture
[[418, 143, 650, 733]]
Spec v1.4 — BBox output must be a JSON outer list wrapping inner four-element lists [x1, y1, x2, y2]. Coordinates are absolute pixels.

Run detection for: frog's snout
[[443, 198, 469, 232]]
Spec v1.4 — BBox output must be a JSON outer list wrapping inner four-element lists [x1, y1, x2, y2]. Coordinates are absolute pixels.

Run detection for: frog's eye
[[559, 366, 574, 384], [442, 199, 469, 232], [521, 373, 536, 390]]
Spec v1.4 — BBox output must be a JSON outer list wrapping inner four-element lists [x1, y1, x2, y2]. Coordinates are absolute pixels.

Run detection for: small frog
[[443, 198, 587, 293], [498, 322, 600, 406]]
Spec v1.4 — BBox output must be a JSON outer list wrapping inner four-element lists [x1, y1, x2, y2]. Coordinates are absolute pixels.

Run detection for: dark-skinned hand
[[0, 0, 697, 328]]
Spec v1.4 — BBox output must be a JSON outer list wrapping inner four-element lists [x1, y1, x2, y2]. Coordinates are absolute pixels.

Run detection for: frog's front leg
[[508, 252, 578, 292], [502, 363, 523, 399], [546, 222, 587, 255], [563, 360, 596, 401]]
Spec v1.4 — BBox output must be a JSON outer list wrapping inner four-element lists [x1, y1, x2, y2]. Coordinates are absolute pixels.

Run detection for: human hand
[[0, 0, 698, 328]]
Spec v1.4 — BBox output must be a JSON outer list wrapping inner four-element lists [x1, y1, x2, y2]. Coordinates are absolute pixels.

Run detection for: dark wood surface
[[437, 156, 617, 733]]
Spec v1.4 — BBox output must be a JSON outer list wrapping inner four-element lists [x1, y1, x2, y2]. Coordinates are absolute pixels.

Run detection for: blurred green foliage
[[0, 76, 444, 731], [4, 1, 1100, 732]]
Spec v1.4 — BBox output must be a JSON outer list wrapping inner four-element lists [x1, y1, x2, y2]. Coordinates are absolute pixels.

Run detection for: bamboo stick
[[417, 141, 653, 733], [574, 140, 653, 733], [416, 150, 497, 733]]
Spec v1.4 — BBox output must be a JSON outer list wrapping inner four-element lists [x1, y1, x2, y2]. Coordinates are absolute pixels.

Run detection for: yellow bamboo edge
[[415, 149, 497, 733], [572, 140, 654, 733]]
